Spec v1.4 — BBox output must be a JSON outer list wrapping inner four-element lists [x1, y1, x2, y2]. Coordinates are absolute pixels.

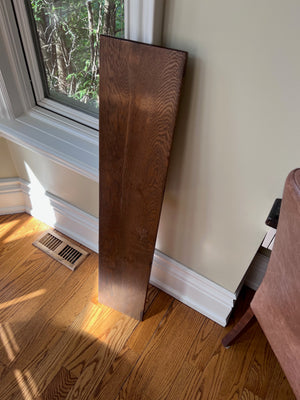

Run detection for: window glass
[[28, 0, 124, 117]]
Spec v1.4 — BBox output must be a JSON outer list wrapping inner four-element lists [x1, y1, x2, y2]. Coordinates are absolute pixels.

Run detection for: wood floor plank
[[165, 302, 260, 400], [126, 291, 174, 354], [165, 290, 254, 400], [92, 291, 174, 400], [265, 362, 296, 400], [164, 318, 225, 400], [0, 213, 27, 228], [0, 251, 72, 360], [0, 214, 24, 237], [0, 248, 48, 293], [240, 388, 263, 400], [0, 256, 65, 324], [0, 360, 5, 378], [0, 255, 98, 399], [0, 213, 15, 223], [143, 284, 159, 314], [0, 250, 66, 365], [242, 330, 280, 399], [42, 367, 78, 400], [64, 313, 138, 400], [0, 215, 295, 400], [0, 216, 49, 286], [0, 213, 46, 257], [164, 361, 203, 400], [93, 346, 138, 400], [31, 302, 113, 397], [213, 323, 259, 400], [172, 343, 228, 400], [186, 318, 224, 370], [64, 306, 134, 379], [115, 301, 206, 400], [118, 392, 152, 400]]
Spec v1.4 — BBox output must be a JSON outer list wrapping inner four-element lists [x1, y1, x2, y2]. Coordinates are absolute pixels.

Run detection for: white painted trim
[[0, 177, 236, 326], [37, 99, 99, 131], [151, 251, 236, 326], [0, 178, 27, 214], [11, 0, 44, 102], [0, 178, 98, 251], [26, 107, 98, 143], [0, 1, 35, 116], [125, 0, 165, 45], [0, 71, 14, 120], [262, 227, 276, 250], [0, 109, 98, 182], [43, 192, 99, 252]]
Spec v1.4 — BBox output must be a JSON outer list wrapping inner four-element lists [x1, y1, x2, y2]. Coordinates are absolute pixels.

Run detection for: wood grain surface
[[0, 214, 295, 400], [99, 36, 187, 320]]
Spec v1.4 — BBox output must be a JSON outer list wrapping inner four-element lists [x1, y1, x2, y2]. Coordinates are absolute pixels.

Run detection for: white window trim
[[0, 1, 35, 117], [125, 0, 165, 45], [0, 0, 165, 183]]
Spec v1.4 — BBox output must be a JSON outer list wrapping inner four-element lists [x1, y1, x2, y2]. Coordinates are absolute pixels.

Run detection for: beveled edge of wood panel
[[100, 34, 188, 60]]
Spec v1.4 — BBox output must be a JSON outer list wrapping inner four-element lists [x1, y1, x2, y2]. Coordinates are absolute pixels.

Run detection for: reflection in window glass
[[28, 0, 124, 116]]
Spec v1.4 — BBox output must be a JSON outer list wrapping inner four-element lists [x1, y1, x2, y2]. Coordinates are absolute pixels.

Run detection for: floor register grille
[[33, 230, 89, 271]]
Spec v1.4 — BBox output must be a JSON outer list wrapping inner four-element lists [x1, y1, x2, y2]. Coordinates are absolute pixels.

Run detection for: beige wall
[[7, 141, 99, 217], [0, 138, 17, 178], [157, 0, 300, 291]]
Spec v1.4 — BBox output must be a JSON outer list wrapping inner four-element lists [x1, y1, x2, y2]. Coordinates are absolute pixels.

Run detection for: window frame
[[13, 0, 101, 130], [0, 0, 164, 182]]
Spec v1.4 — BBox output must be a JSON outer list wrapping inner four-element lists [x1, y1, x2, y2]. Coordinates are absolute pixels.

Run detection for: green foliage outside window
[[30, 0, 124, 114]]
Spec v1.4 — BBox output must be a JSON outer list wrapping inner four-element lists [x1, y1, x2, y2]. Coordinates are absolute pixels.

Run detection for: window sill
[[0, 106, 99, 182]]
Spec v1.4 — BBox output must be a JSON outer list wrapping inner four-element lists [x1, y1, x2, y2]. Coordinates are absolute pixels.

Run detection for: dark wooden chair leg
[[222, 307, 256, 348]]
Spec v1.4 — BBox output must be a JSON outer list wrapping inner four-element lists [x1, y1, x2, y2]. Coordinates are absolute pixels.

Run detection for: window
[[0, 0, 164, 181], [26, 0, 125, 118]]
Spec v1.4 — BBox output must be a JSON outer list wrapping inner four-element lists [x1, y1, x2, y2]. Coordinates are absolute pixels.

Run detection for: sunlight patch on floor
[[14, 369, 38, 400], [0, 220, 22, 241], [2, 323, 19, 353], [0, 289, 47, 311], [0, 324, 16, 362]]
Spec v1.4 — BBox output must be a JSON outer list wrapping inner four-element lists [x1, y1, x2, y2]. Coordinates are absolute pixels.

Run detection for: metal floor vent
[[33, 230, 89, 271]]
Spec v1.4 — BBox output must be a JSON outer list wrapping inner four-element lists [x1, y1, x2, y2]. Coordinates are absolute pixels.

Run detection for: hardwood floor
[[0, 213, 295, 400]]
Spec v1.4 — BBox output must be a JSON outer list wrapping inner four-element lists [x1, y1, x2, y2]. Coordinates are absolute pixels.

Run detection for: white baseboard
[[42, 191, 99, 252], [0, 177, 237, 326], [0, 178, 27, 214], [0, 177, 98, 251], [151, 251, 236, 326]]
